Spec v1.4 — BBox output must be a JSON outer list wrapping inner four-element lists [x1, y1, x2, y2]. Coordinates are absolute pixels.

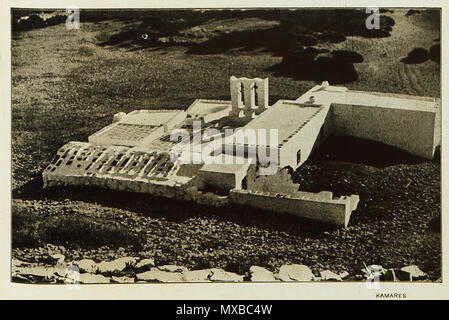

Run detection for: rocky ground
[[12, 244, 433, 283]]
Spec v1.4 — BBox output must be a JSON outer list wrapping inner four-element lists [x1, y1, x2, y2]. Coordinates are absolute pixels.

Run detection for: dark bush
[[187, 27, 299, 56], [282, 47, 315, 66], [13, 14, 46, 32], [406, 9, 421, 16], [332, 50, 364, 63], [296, 34, 318, 46], [276, 49, 358, 84], [317, 31, 346, 43], [45, 15, 66, 27], [402, 47, 429, 64], [429, 43, 440, 64]]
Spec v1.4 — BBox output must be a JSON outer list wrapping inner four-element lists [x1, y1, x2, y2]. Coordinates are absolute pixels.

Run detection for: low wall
[[229, 189, 359, 227], [43, 174, 229, 207]]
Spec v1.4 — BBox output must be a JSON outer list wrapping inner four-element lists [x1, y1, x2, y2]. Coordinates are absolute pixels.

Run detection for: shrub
[[332, 50, 364, 63], [317, 31, 346, 43], [296, 34, 318, 46], [429, 43, 440, 64], [402, 47, 429, 64], [282, 47, 315, 67]]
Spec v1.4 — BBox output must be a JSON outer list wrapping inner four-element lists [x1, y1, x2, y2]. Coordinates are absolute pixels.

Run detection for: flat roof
[[186, 99, 231, 116], [228, 100, 323, 146], [296, 87, 439, 113], [122, 110, 183, 126]]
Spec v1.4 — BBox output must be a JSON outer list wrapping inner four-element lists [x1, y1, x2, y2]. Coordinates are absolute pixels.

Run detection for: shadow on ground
[[12, 176, 340, 239], [311, 135, 430, 168]]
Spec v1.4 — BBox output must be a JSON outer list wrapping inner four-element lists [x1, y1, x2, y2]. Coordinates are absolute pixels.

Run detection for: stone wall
[[246, 165, 299, 195]]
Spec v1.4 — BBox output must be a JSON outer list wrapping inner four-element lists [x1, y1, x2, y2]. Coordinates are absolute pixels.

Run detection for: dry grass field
[[11, 9, 441, 280]]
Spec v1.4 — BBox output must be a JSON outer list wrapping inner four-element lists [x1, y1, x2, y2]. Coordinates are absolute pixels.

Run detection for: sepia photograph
[[2, 1, 446, 301]]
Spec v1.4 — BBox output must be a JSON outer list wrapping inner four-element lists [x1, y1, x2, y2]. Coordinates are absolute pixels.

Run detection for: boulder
[[320, 270, 342, 281], [181, 269, 213, 282], [11, 259, 31, 269], [209, 268, 244, 282], [157, 265, 187, 273], [97, 257, 139, 274], [136, 269, 183, 282], [79, 273, 111, 284], [134, 258, 155, 271], [111, 276, 135, 284], [73, 259, 97, 273], [249, 266, 277, 282], [362, 264, 385, 281], [278, 264, 315, 281], [400, 265, 428, 281], [49, 253, 66, 266], [14, 266, 64, 283]]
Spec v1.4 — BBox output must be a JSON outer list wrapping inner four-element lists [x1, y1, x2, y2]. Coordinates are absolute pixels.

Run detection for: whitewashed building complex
[[43, 77, 441, 227]]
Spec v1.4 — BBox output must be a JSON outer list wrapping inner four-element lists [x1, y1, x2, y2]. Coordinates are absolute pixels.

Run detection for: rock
[[279, 264, 315, 281], [249, 266, 276, 282], [157, 265, 187, 273], [12, 259, 31, 269], [79, 273, 111, 284], [320, 270, 342, 281], [111, 276, 135, 284], [73, 259, 97, 273], [136, 269, 183, 282], [134, 258, 155, 271], [181, 269, 213, 282], [339, 271, 350, 279], [362, 265, 386, 282], [400, 265, 428, 281], [14, 266, 63, 283], [362, 264, 385, 275], [50, 253, 65, 264], [209, 268, 244, 282], [97, 257, 139, 274], [12, 274, 29, 283]]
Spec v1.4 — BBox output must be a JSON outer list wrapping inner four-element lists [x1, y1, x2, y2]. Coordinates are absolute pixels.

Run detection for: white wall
[[331, 104, 437, 159], [279, 104, 331, 168]]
